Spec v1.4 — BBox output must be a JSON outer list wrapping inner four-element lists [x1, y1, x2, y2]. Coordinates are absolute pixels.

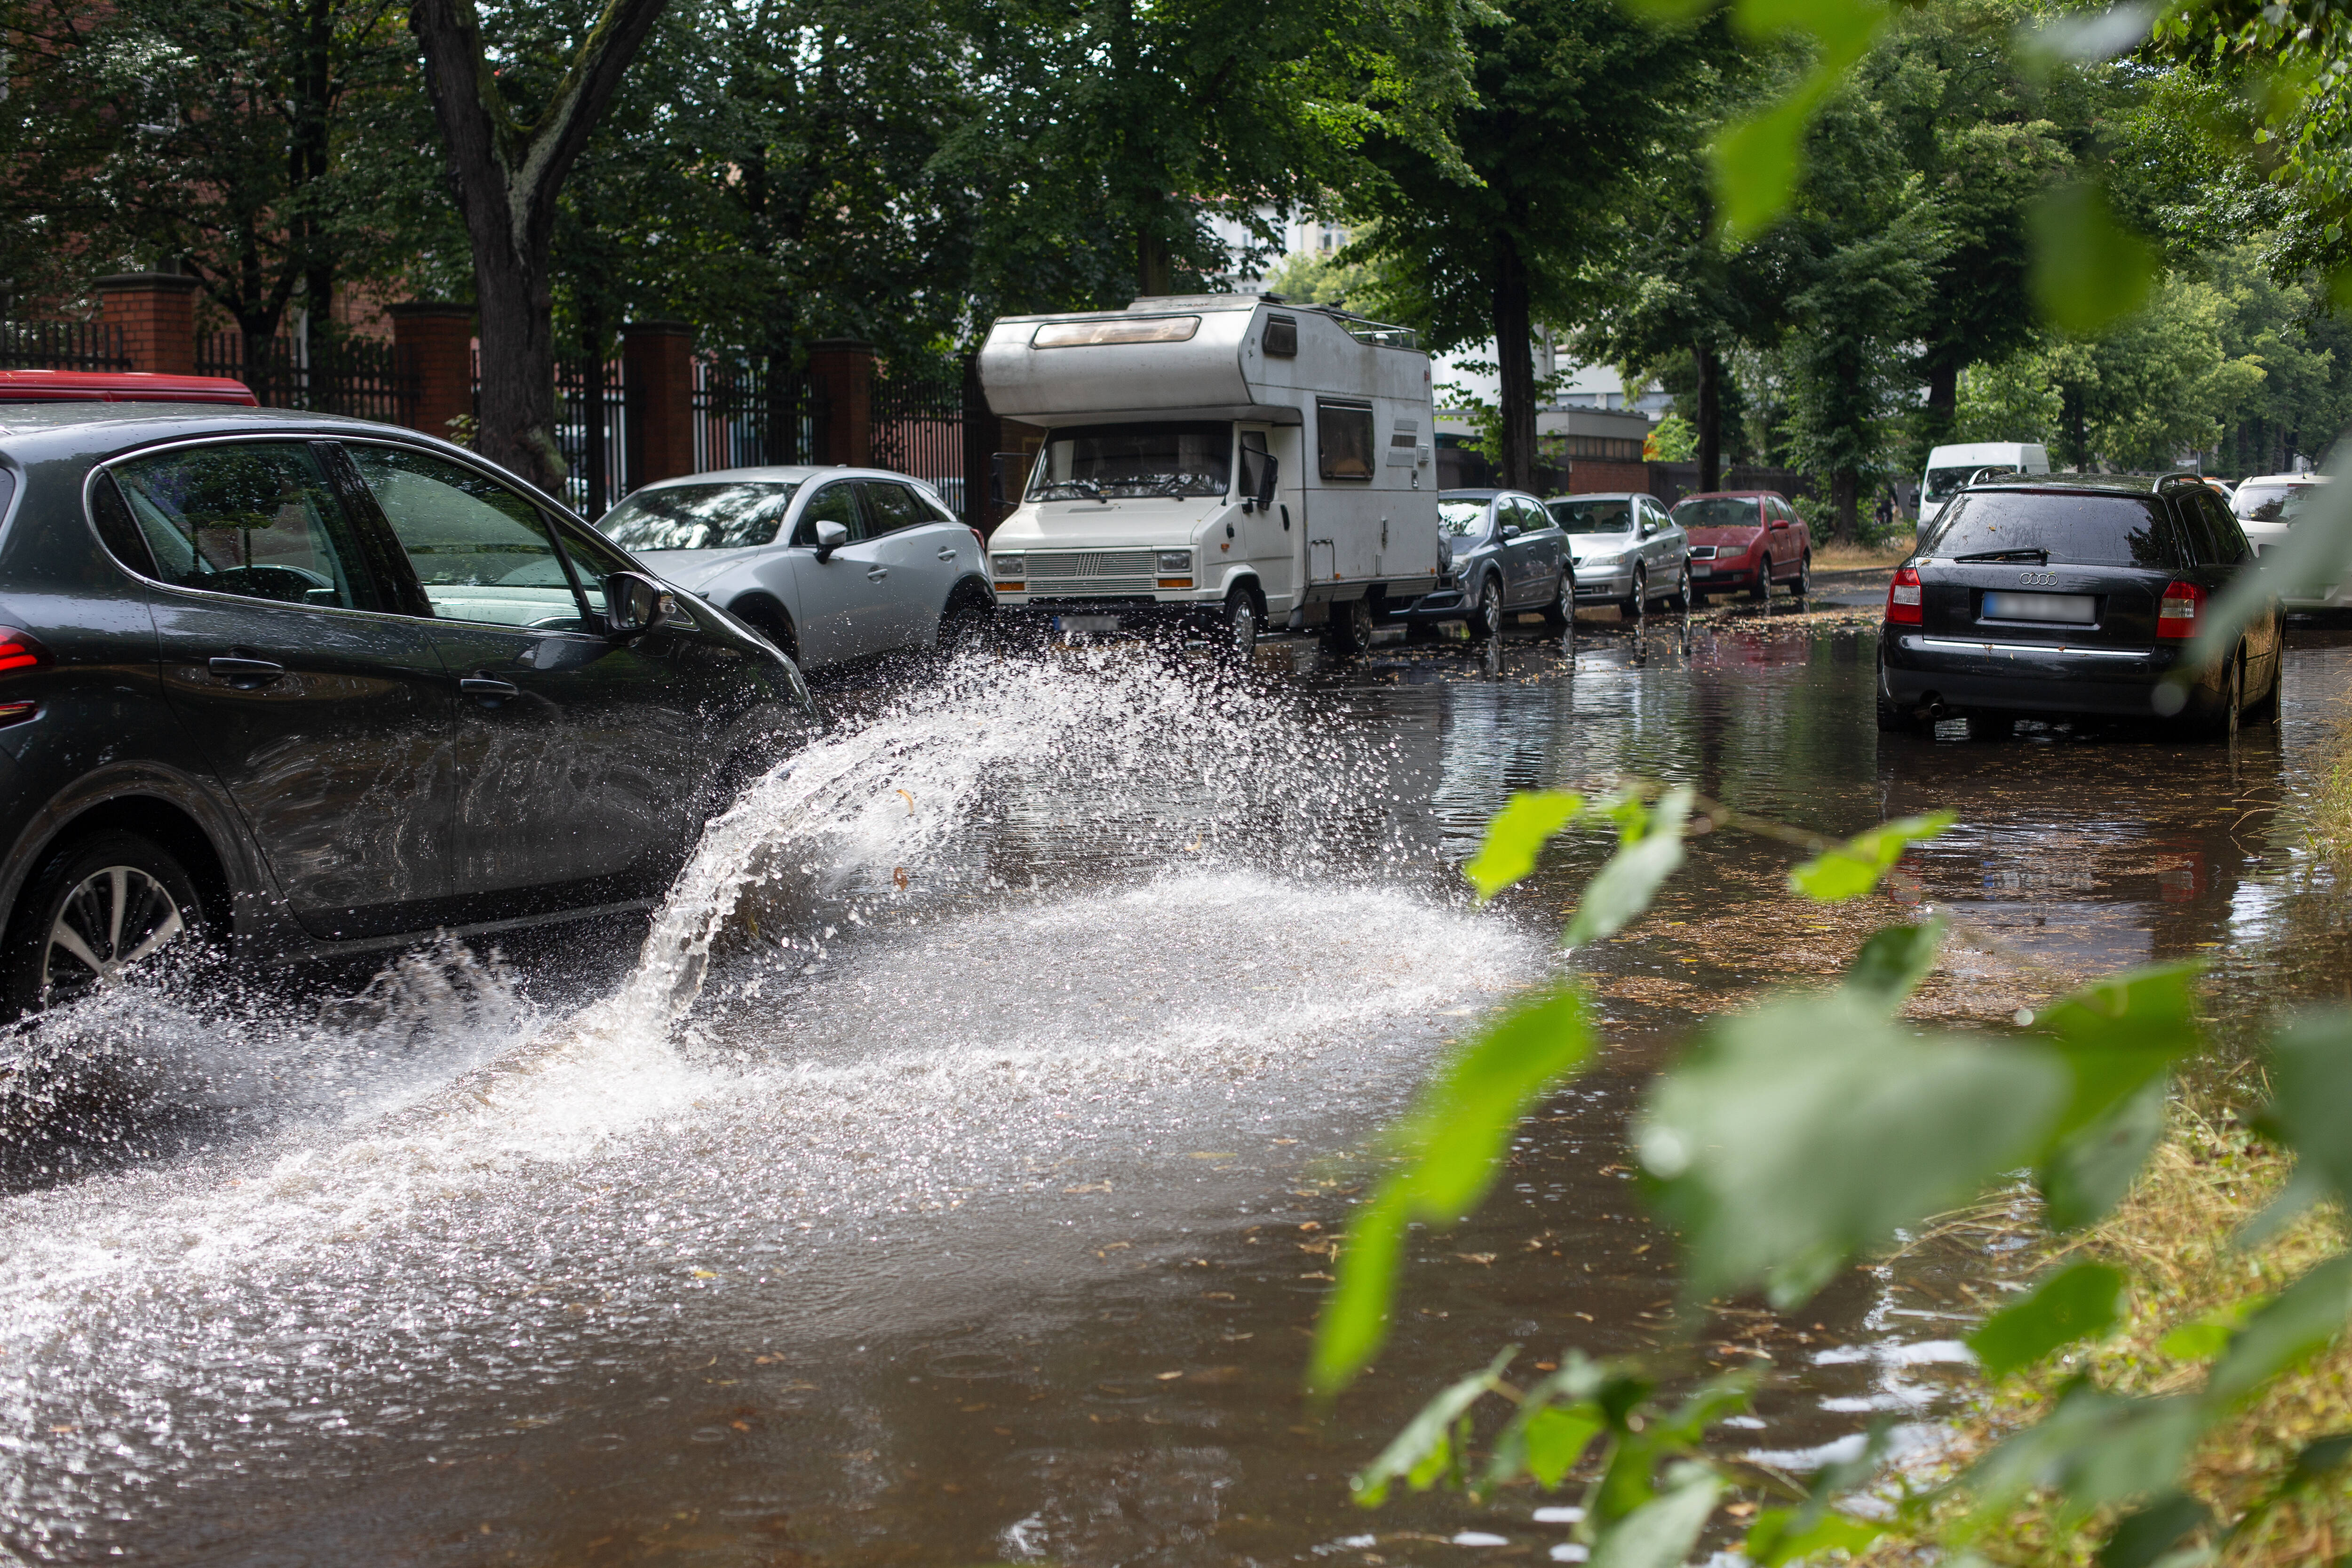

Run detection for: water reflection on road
[[0, 607, 2344, 1564]]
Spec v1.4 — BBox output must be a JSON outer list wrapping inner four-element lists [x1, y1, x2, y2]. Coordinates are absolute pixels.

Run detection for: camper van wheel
[[1326, 595, 1375, 654], [1220, 586, 1262, 662]]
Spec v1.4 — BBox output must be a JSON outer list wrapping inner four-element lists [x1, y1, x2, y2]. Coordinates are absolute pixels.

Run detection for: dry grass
[[1813, 535, 1918, 571], [1858, 1106, 2352, 1566]]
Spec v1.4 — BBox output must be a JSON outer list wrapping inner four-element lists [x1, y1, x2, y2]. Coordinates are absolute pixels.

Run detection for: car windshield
[[1439, 501, 1488, 535], [1671, 497, 1759, 531], [597, 481, 801, 550], [1549, 498, 1633, 535], [1924, 463, 2020, 504], [1921, 491, 2174, 567], [1028, 422, 1230, 501], [2235, 483, 2322, 524]]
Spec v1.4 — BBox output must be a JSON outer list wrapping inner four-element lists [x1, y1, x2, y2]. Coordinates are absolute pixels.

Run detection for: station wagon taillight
[[2157, 581, 2205, 638], [0, 627, 47, 725], [1886, 567, 1923, 626]]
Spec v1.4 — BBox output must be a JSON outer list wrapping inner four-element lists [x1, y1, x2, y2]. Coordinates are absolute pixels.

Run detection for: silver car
[[1546, 492, 1689, 615], [596, 466, 995, 670]]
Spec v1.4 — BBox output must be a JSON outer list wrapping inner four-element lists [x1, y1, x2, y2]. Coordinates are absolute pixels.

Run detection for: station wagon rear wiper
[[1953, 547, 2050, 563]]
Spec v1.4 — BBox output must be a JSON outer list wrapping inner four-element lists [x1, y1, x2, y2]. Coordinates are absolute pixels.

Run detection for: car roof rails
[[2154, 471, 2209, 491]]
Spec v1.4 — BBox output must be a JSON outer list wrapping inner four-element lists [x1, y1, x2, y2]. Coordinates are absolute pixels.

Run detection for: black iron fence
[[554, 354, 626, 518], [196, 332, 416, 424], [872, 365, 965, 513], [0, 320, 130, 371], [693, 353, 824, 472]]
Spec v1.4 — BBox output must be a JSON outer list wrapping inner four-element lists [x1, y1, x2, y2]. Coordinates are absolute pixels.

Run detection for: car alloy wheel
[[1621, 565, 1647, 621], [1668, 564, 1692, 614], [42, 866, 186, 1008], [1542, 570, 1573, 631], [1792, 555, 1811, 602], [1467, 574, 1504, 642]]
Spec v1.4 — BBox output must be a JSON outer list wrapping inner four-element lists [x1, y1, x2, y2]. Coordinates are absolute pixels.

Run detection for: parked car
[[1917, 442, 2051, 529], [2225, 473, 2349, 613], [596, 466, 993, 671], [0, 399, 813, 1019], [1402, 489, 1569, 639], [1878, 473, 2281, 738], [1672, 491, 1811, 603], [1547, 492, 1689, 616]]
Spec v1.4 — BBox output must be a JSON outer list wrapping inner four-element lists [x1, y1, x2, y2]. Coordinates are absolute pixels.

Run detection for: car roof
[[1673, 490, 1780, 501], [2239, 472, 2325, 485], [1961, 474, 2163, 496], [0, 369, 257, 405], [1543, 491, 1643, 502], [1439, 487, 1500, 501], [626, 465, 945, 494]]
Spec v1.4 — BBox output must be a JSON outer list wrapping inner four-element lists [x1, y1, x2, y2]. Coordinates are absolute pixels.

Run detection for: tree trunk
[[1136, 230, 1174, 297], [1693, 341, 1723, 494], [1831, 467, 1858, 544], [1922, 356, 1958, 455], [1492, 239, 1536, 493], [409, 0, 671, 490]]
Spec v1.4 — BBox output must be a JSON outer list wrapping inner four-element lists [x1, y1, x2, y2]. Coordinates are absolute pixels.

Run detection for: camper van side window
[[1263, 315, 1299, 357], [1317, 400, 1375, 481]]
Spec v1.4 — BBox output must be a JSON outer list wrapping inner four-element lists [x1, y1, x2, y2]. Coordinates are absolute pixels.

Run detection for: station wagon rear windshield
[[1921, 491, 2175, 567], [1028, 422, 1230, 501], [598, 481, 801, 550], [1550, 497, 1633, 534]]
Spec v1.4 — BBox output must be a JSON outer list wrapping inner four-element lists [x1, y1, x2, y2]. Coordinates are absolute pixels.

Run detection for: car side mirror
[[814, 518, 849, 562], [1256, 453, 1279, 508], [1500, 523, 1522, 540], [604, 570, 673, 642]]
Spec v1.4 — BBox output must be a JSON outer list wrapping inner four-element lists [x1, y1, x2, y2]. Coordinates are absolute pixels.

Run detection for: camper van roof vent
[[1124, 294, 1262, 311]]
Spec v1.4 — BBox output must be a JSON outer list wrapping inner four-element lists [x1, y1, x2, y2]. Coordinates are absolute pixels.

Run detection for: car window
[[598, 481, 800, 551], [1922, 491, 2178, 568], [791, 482, 865, 547], [1439, 500, 1488, 536], [107, 441, 381, 611], [345, 445, 589, 630], [859, 481, 930, 535], [2235, 482, 2320, 523], [2185, 490, 2249, 565], [1550, 497, 1632, 534], [1514, 498, 1549, 532], [1671, 497, 1759, 531], [1316, 401, 1375, 481]]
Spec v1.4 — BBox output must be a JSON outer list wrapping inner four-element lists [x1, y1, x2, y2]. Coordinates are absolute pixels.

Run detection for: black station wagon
[[0, 401, 813, 1018], [1878, 473, 2281, 739]]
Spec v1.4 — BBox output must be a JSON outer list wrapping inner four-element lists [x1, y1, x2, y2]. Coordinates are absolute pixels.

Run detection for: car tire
[[1620, 564, 1648, 620], [1748, 561, 1771, 602], [1791, 554, 1811, 604], [1220, 584, 1263, 663], [1666, 563, 1692, 614], [1465, 573, 1504, 643], [731, 599, 800, 665], [1540, 570, 1573, 631], [2246, 653, 2282, 725], [938, 591, 993, 657], [2203, 650, 2247, 741], [1327, 594, 1375, 654], [1876, 695, 1915, 733], [3, 831, 208, 1019]]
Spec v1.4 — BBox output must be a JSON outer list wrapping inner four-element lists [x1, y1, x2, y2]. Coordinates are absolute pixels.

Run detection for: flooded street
[[3, 602, 2347, 1566]]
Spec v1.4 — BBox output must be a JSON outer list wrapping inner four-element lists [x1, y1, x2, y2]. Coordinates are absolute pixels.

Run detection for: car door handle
[[866, 567, 889, 581], [459, 674, 520, 703], [935, 548, 958, 561], [207, 655, 285, 687]]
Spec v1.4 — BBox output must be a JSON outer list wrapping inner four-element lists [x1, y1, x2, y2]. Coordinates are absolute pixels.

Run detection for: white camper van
[[977, 295, 1441, 655], [1919, 442, 2051, 525]]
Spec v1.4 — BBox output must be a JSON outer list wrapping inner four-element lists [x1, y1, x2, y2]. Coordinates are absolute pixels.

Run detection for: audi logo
[[2018, 571, 2060, 586]]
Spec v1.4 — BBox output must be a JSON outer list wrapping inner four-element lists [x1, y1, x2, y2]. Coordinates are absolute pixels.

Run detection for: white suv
[[2233, 472, 2336, 610]]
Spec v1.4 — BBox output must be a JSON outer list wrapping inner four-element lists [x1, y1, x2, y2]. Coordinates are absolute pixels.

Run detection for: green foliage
[[1787, 810, 1953, 901], [1464, 790, 1586, 900], [1642, 413, 1699, 462], [1969, 1262, 2127, 1379], [2030, 182, 2160, 336]]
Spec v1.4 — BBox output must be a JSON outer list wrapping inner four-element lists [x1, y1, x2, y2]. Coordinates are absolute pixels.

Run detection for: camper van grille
[[1024, 549, 1157, 594]]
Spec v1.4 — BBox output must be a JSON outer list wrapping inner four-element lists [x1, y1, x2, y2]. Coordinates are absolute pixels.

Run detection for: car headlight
[[992, 553, 1025, 580], [1156, 549, 1192, 573]]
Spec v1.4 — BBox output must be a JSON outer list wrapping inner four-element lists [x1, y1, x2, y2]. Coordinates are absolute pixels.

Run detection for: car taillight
[[0, 628, 44, 673], [2157, 580, 2205, 638], [1886, 567, 1923, 625], [968, 527, 986, 554]]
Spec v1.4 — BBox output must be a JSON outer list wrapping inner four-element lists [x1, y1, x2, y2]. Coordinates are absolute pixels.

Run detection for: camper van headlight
[[1156, 550, 1193, 574], [991, 553, 1025, 583]]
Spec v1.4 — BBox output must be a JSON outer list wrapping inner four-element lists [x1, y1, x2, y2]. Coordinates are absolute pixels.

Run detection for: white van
[[977, 295, 1440, 655], [1919, 442, 2051, 525]]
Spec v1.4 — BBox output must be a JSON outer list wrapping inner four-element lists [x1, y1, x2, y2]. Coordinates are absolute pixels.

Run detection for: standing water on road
[[0, 618, 2345, 1563]]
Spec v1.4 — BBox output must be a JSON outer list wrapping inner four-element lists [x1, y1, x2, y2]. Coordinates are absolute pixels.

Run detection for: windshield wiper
[[1953, 547, 2049, 564]]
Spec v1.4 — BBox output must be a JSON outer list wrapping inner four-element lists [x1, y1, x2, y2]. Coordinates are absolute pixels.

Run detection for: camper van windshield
[[1028, 422, 1232, 501]]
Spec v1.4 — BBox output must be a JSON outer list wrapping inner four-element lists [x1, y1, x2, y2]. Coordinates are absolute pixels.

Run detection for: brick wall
[[96, 273, 201, 375]]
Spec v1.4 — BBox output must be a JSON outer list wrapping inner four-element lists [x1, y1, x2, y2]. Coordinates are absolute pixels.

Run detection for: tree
[[407, 0, 673, 489], [0, 0, 411, 359], [1347, 0, 1732, 491]]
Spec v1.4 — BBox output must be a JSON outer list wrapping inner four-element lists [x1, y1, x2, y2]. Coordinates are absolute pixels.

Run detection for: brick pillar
[[95, 273, 199, 376], [807, 339, 875, 467], [390, 303, 475, 446], [623, 320, 696, 489]]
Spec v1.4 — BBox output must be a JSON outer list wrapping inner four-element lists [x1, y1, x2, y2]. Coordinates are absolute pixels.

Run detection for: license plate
[[1054, 614, 1122, 634], [1982, 591, 2096, 625], [1692, 567, 1716, 578]]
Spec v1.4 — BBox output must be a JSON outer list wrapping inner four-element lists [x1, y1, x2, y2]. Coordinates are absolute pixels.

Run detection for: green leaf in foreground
[[1788, 812, 1955, 903], [1350, 1345, 1518, 1506], [2096, 1491, 2211, 1568], [1965, 1383, 2202, 1528], [1845, 917, 1947, 1010], [1591, 1462, 1722, 1568], [1969, 1261, 2126, 1379], [1709, 0, 1888, 239], [1565, 787, 1692, 949], [1464, 790, 1585, 901], [1638, 992, 2068, 1307], [2028, 180, 2157, 336], [2034, 963, 2205, 1229], [1310, 986, 1596, 1393], [2203, 1253, 2352, 1408], [1743, 1506, 1886, 1568], [2252, 1009, 2352, 1205]]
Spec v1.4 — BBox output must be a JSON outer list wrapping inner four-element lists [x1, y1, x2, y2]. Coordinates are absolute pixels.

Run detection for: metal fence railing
[[0, 320, 131, 372], [872, 365, 966, 516], [693, 353, 823, 473], [196, 332, 416, 424], [554, 354, 626, 518]]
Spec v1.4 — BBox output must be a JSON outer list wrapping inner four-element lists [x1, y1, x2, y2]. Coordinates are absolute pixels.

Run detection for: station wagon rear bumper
[[1880, 629, 2217, 718]]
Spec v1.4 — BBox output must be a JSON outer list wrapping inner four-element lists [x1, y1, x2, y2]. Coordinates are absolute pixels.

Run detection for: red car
[[1671, 490, 1812, 604], [0, 369, 258, 405]]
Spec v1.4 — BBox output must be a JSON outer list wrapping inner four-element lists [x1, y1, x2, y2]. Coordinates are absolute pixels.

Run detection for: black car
[[0, 403, 813, 1018], [1878, 473, 2281, 737]]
